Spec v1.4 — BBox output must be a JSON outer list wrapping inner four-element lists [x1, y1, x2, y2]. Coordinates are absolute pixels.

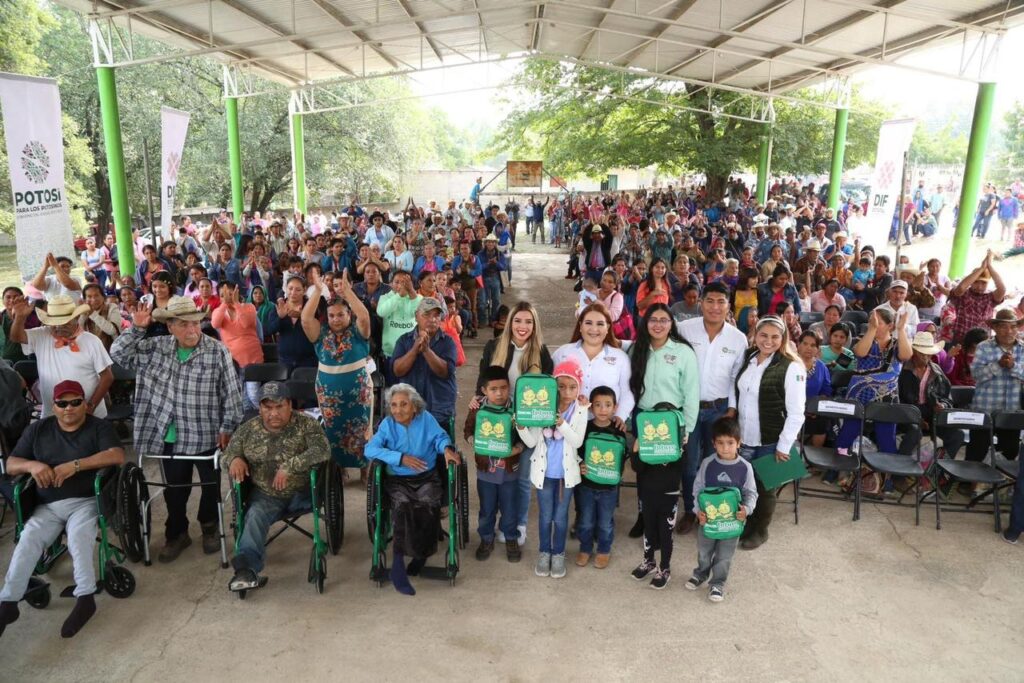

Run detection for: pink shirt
[[211, 302, 264, 367], [809, 290, 847, 313]]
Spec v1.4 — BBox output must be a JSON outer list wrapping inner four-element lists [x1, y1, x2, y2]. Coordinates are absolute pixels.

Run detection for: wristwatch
[[74, 459, 80, 473]]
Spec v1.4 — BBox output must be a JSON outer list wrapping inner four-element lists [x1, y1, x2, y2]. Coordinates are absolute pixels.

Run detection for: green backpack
[[514, 374, 558, 427], [474, 405, 514, 458], [636, 410, 683, 464], [582, 432, 626, 486], [697, 487, 745, 540]]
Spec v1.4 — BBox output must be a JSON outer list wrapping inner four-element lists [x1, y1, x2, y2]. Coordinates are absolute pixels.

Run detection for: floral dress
[[315, 323, 371, 468], [846, 340, 902, 404]]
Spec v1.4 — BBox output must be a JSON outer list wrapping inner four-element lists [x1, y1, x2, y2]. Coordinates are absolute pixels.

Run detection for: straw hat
[[910, 331, 945, 356], [152, 295, 210, 322], [988, 308, 1024, 325], [36, 295, 90, 326]]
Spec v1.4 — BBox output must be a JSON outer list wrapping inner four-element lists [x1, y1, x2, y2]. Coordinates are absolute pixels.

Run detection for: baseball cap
[[258, 381, 291, 403], [888, 279, 908, 290], [417, 297, 444, 315], [53, 380, 85, 400]]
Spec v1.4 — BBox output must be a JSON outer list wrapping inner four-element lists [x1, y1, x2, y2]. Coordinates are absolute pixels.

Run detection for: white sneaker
[[517, 525, 527, 546], [535, 552, 551, 577], [496, 530, 506, 543]]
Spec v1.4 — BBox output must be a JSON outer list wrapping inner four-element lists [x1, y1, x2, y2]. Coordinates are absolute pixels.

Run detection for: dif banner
[[864, 118, 916, 247], [0, 72, 73, 279], [160, 106, 190, 234]]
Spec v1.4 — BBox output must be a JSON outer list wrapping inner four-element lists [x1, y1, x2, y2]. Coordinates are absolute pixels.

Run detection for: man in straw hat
[[965, 308, 1024, 467], [111, 296, 243, 562], [948, 250, 1006, 343], [6, 294, 112, 418], [896, 331, 964, 460]]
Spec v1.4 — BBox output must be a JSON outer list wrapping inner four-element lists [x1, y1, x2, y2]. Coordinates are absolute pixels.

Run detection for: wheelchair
[[365, 458, 469, 587], [229, 459, 344, 598], [8, 464, 139, 609]]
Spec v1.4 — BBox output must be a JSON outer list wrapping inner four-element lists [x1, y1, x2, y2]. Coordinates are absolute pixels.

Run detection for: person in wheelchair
[[365, 383, 461, 596], [0, 380, 124, 638], [223, 381, 330, 593]]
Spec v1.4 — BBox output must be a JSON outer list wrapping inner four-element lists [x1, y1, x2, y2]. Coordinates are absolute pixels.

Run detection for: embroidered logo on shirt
[[716, 472, 733, 483], [604, 356, 617, 365], [664, 354, 677, 364]]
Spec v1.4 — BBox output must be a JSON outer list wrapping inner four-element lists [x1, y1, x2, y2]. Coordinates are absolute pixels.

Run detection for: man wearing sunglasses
[[0, 380, 125, 639]]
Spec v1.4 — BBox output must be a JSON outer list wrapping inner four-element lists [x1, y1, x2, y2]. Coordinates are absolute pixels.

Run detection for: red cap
[[52, 380, 85, 400]]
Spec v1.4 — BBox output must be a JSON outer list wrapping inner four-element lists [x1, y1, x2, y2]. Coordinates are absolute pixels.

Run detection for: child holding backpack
[[576, 386, 626, 569]]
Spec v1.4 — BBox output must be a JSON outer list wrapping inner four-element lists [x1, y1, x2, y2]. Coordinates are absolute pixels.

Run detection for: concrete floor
[[2, 242, 1023, 682]]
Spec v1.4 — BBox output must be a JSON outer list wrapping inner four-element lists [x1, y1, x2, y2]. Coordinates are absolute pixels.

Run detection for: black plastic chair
[[799, 311, 824, 326], [243, 363, 289, 384], [949, 386, 975, 409], [992, 412, 1024, 484], [286, 379, 318, 410], [931, 409, 1004, 532], [105, 363, 137, 425], [798, 397, 864, 522], [861, 403, 925, 526], [290, 366, 317, 383], [261, 343, 279, 363], [841, 310, 868, 326]]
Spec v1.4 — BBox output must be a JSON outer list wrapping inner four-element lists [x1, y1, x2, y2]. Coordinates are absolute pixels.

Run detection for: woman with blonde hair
[[731, 315, 807, 552], [473, 301, 554, 545]]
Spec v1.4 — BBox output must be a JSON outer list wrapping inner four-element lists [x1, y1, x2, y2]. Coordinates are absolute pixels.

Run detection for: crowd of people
[[1, 177, 1024, 636]]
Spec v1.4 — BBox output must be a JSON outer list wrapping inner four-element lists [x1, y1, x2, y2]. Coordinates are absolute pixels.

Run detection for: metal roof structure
[[64, 0, 1023, 110]]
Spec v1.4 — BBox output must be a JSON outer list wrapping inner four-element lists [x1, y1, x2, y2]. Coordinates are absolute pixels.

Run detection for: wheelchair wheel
[[366, 460, 385, 542], [104, 564, 135, 599], [323, 462, 344, 555], [457, 462, 470, 548], [373, 549, 388, 588], [24, 578, 50, 609], [315, 556, 326, 595], [116, 463, 149, 563]]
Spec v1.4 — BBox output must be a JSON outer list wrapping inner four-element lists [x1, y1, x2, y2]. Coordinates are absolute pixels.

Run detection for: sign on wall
[[507, 160, 543, 188]]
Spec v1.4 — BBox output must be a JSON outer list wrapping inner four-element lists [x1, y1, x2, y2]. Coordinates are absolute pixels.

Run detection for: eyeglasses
[[55, 398, 85, 409], [648, 317, 673, 325]]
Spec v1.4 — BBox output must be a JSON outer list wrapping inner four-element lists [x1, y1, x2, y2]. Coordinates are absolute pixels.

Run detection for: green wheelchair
[[10, 464, 140, 608], [229, 459, 344, 599], [366, 457, 469, 588]]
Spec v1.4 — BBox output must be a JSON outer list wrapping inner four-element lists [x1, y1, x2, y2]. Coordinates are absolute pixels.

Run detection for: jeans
[[483, 275, 502, 324], [972, 212, 994, 238], [684, 403, 728, 512], [836, 419, 897, 454], [536, 477, 573, 555], [576, 485, 616, 554], [740, 443, 776, 461], [477, 477, 518, 543], [693, 528, 738, 588], [0, 498, 97, 600], [516, 447, 534, 528], [233, 488, 311, 573], [162, 444, 221, 540]]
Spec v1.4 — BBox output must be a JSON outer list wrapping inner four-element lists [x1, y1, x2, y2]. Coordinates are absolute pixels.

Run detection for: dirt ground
[[1, 240, 1023, 682]]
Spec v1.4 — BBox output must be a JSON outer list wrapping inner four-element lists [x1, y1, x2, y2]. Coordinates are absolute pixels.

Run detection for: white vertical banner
[[0, 72, 73, 278], [864, 118, 916, 247], [160, 106, 190, 234]]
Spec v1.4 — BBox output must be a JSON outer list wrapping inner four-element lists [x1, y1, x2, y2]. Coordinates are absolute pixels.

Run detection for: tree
[[490, 58, 889, 196], [993, 101, 1024, 186]]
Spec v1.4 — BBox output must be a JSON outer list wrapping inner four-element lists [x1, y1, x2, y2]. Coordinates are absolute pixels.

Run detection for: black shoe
[[200, 523, 220, 555], [1002, 530, 1020, 546], [0, 601, 19, 638], [475, 539, 495, 561], [628, 514, 644, 539], [649, 569, 670, 590], [506, 539, 522, 563], [157, 534, 192, 563], [60, 595, 96, 638], [229, 568, 268, 592], [631, 560, 656, 581], [684, 575, 704, 591]]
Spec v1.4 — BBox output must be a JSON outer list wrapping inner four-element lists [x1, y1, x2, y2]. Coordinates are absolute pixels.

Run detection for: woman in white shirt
[[383, 235, 414, 275], [732, 315, 806, 551], [920, 257, 952, 319]]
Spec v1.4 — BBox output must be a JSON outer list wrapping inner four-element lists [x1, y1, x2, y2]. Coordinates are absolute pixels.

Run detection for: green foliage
[[0, 0, 54, 76], [993, 101, 1024, 185], [909, 114, 969, 166]]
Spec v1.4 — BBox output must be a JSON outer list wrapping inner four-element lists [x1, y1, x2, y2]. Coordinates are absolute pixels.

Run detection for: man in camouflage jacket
[[222, 381, 330, 592]]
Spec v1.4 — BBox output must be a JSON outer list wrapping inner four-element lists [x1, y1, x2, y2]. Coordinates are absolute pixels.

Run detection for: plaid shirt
[[111, 327, 243, 456], [969, 339, 1024, 413], [949, 290, 996, 343]]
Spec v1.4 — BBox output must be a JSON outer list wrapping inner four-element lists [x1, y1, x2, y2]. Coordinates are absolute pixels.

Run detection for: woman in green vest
[[732, 316, 807, 550]]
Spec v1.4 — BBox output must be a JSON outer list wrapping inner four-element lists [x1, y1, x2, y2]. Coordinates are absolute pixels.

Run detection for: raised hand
[[132, 302, 153, 328]]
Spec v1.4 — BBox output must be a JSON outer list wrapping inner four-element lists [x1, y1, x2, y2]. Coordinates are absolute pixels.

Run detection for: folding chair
[[798, 397, 864, 522], [991, 411, 1024, 487], [243, 362, 289, 384], [799, 311, 823, 327], [840, 310, 868, 326], [931, 409, 1005, 532], [105, 363, 136, 429], [290, 366, 317, 383], [949, 386, 975, 409], [286, 379, 318, 411], [861, 403, 926, 526], [13, 360, 40, 413]]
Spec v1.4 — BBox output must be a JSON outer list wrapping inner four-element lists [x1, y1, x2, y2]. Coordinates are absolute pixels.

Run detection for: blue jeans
[[684, 404, 728, 512], [576, 486, 616, 554], [233, 488, 312, 573], [483, 275, 501, 323], [477, 477, 518, 543], [836, 418, 897, 454], [516, 447, 534, 528], [739, 443, 777, 462], [536, 477, 573, 555]]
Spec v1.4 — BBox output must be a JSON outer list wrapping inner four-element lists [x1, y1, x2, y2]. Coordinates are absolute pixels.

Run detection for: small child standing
[[576, 386, 626, 569], [686, 417, 758, 602], [630, 402, 686, 590], [517, 360, 588, 579], [465, 366, 524, 563]]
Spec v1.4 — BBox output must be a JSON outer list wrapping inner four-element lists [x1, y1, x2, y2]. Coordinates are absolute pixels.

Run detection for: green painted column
[[950, 82, 996, 279], [827, 108, 849, 210], [756, 122, 772, 205], [96, 67, 134, 275], [225, 96, 244, 219], [290, 111, 306, 215]]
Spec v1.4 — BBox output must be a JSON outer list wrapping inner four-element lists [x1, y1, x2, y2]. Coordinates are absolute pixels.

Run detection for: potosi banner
[[0, 72, 73, 278], [160, 106, 191, 234]]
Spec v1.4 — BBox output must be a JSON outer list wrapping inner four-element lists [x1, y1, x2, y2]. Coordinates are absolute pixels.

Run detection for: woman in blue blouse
[[365, 383, 461, 596], [797, 331, 832, 447]]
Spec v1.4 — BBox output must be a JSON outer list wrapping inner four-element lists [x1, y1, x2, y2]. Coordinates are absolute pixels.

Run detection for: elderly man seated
[[223, 381, 329, 594], [0, 380, 124, 639]]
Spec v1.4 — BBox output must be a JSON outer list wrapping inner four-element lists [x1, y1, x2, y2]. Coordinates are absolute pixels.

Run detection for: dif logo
[[15, 140, 61, 207]]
